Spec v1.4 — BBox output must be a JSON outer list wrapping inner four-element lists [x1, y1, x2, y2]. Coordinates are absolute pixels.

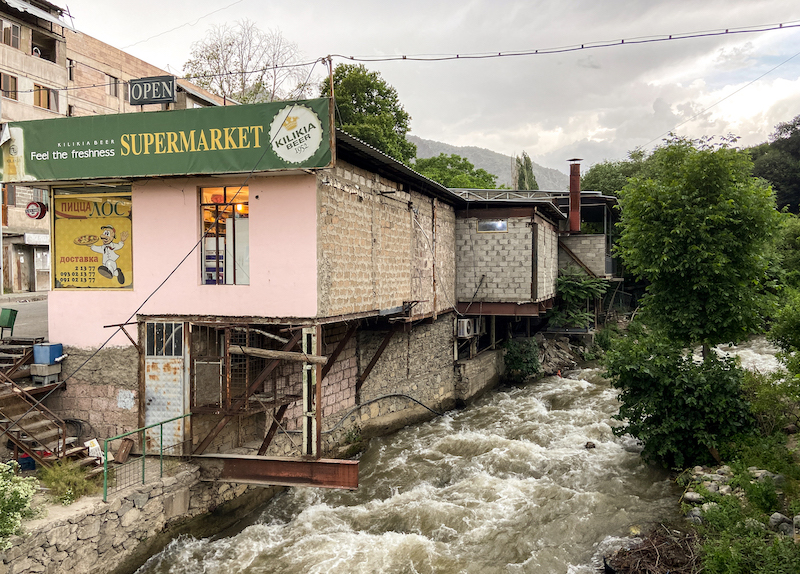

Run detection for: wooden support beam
[[355, 326, 399, 402], [257, 404, 289, 456], [229, 345, 328, 365], [193, 331, 302, 455]]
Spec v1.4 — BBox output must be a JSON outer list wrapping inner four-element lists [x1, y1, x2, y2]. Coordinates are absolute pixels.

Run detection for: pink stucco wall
[[48, 174, 318, 347]]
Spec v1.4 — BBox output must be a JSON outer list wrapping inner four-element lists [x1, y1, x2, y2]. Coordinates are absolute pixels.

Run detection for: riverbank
[[1, 333, 589, 574], [0, 464, 280, 574]]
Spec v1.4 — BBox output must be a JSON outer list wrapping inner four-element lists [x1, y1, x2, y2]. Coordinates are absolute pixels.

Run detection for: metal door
[[144, 321, 188, 454]]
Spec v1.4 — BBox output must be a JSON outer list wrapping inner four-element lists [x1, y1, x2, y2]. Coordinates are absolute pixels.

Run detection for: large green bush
[[605, 327, 752, 467], [0, 461, 38, 549], [503, 338, 540, 383]]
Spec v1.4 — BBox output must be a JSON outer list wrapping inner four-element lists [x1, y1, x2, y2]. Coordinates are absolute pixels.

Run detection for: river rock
[[769, 512, 791, 530], [684, 491, 702, 503], [685, 508, 703, 524], [778, 523, 794, 536]]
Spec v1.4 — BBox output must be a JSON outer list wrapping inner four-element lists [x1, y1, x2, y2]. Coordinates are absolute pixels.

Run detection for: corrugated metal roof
[[335, 129, 466, 206], [3, 0, 74, 31]]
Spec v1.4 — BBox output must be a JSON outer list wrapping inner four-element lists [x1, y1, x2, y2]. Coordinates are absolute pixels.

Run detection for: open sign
[[25, 201, 47, 219]]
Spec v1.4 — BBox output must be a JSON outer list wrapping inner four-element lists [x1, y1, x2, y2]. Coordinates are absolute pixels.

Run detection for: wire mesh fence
[[102, 414, 192, 501]]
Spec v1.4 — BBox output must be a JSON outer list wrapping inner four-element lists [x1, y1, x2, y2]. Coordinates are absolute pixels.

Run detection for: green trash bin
[[0, 308, 17, 339]]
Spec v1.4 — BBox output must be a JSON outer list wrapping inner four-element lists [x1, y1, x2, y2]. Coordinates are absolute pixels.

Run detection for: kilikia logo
[[269, 104, 323, 163]]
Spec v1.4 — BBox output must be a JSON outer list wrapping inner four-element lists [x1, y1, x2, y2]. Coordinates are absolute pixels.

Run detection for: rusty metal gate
[[144, 321, 188, 454]]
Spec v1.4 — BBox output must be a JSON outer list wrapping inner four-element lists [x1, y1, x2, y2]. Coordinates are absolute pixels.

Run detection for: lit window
[[200, 186, 249, 285]]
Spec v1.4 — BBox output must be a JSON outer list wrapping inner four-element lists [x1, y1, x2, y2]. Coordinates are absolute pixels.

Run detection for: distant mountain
[[408, 135, 569, 190]]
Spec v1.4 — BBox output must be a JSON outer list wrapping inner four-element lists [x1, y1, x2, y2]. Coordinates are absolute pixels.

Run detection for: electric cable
[[330, 20, 800, 62]]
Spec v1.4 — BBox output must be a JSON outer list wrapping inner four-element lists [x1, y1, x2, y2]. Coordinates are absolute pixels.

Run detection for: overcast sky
[[60, 0, 800, 174]]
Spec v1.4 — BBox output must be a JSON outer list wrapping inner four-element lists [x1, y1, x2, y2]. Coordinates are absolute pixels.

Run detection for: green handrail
[[103, 413, 191, 502]]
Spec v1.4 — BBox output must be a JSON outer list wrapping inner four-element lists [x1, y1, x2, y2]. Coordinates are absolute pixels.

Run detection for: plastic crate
[[33, 343, 63, 365]]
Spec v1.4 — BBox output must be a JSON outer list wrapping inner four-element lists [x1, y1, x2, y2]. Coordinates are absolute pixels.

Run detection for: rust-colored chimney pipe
[[568, 158, 582, 233]]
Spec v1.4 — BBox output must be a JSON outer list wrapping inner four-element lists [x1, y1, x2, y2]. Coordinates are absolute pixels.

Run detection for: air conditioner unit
[[457, 318, 474, 338]]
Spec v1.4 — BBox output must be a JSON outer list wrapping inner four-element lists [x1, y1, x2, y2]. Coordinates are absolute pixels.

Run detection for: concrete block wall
[[317, 161, 413, 317], [559, 234, 607, 277], [409, 193, 457, 318], [456, 216, 533, 302], [536, 217, 558, 301]]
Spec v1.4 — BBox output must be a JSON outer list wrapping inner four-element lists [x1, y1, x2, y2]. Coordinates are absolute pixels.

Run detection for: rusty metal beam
[[193, 331, 302, 455], [321, 322, 358, 381], [355, 326, 399, 402], [197, 454, 359, 490], [258, 404, 289, 456], [456, 301, 549, 316]]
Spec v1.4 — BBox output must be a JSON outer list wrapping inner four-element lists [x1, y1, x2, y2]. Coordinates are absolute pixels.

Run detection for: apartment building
[[0, 0, 223, 292]]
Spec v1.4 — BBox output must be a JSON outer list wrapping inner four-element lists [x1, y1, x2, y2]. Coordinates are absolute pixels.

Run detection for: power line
[[120, 0, 248, 49], [637, 46, 800, 151], [329, 20, 800, 62]]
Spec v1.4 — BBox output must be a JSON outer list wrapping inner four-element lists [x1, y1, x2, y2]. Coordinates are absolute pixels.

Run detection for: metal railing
[[102, 413, 192, 502]]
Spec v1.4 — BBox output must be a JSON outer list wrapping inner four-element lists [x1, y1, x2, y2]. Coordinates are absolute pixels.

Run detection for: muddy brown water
[[134, 339, 779, 573]]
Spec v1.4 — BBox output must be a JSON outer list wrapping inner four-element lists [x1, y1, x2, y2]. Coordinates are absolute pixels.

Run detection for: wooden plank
[[229, 345, 328, 365], [115, 437, 135, 464]]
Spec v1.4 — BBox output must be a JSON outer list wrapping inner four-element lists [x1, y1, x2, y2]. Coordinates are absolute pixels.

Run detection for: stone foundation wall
[[43, 346, 139, 442], [456, 349, 505, 404], [0, 465, 279, 574]]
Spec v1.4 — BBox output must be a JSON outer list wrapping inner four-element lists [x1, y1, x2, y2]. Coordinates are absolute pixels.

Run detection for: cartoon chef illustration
[[88, 225, 129, 284]]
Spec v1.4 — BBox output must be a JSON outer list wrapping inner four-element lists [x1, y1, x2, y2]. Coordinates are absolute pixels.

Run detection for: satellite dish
[[32, 46, 41, 57]]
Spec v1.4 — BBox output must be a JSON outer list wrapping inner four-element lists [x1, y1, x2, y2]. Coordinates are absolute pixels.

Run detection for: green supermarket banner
[[1, 98, 331, 182]]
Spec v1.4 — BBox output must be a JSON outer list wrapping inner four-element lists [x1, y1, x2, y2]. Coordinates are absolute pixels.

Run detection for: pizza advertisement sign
[[52, 195, 132, 290]]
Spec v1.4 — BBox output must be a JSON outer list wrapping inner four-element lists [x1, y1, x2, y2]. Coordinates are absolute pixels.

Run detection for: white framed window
[[2, 21, 20, 49], [200, 186, 249, 285], [477, 219, 508, 233]]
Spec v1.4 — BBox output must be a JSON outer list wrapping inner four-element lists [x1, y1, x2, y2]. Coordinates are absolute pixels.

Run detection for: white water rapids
[[136, 339, 781, 574]]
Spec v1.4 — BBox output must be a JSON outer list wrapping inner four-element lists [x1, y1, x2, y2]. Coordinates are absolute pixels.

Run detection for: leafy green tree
[[320, 64, 416, 163], [750, 115, 800, 212], [412, 153, 497, 188], [581, 150, 648, 196], [607, 326, 752, 467], [513, 151, 538, 190], [546, 269, 608, 328], [616, 136, 780, 351]]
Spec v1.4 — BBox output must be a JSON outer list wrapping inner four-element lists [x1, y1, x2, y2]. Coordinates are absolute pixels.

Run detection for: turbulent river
[[135, 339, 780, 574]]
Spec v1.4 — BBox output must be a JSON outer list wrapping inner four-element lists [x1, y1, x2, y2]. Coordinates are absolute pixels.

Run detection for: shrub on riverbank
[[606, 327, 752, 468], [0, 461, 38, 549], [38, 460, 99, 505]]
